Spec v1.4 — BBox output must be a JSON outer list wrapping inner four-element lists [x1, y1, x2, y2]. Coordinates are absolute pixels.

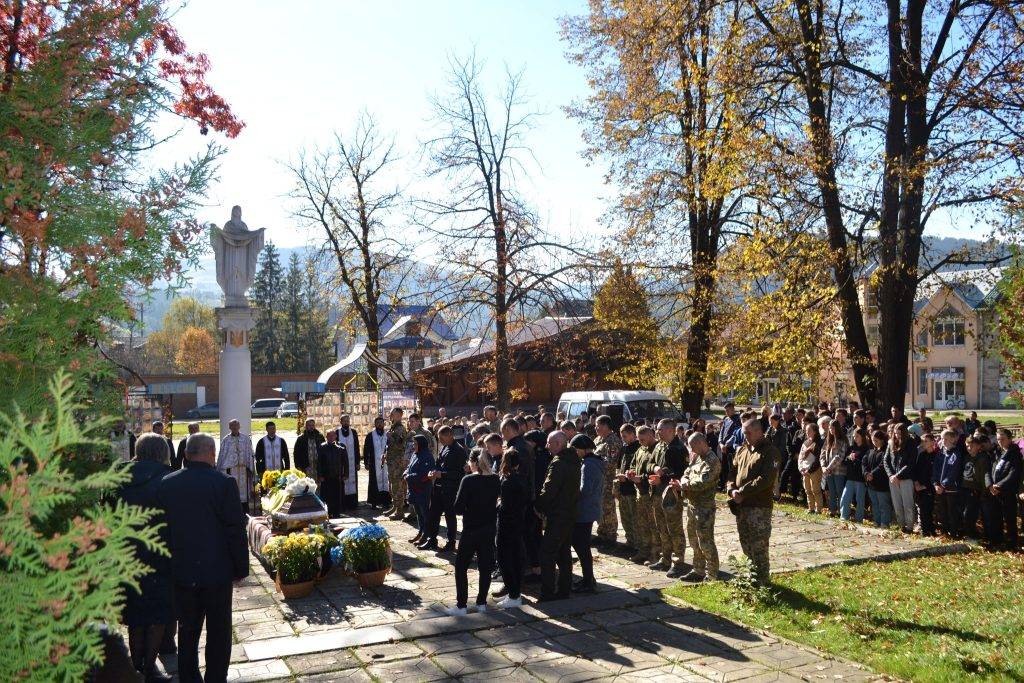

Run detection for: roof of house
[[377, 304, 458, 341], [425, 316, 593, 369], [914, 267, 1004, 311], [379, 335, 444, 350]]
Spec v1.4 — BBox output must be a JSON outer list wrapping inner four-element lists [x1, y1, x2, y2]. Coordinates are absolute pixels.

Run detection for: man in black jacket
[[535, 431, 581, 602], [420, 426, 467, 551], [317, 430, 348, 518], [294, 419, 325, 479], [173, 422, 201, 471], [158, 432, 248, 683]]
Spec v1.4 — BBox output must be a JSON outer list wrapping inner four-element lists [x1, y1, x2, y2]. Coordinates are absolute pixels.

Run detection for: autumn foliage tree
[[997, 249, 1024, 408], [592, 260, 662, 390], [748, 0, 1024, 409], [174, 326, 217, 374], [0, 0, 242, 413], [0, 1, 238, 676], [563, 0, 772, 416]]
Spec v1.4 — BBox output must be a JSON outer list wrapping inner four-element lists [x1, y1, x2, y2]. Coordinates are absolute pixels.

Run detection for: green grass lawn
[[169, 419, 220, 435], [932, 410, 1023, 427], [666, 550, 1024, 682]]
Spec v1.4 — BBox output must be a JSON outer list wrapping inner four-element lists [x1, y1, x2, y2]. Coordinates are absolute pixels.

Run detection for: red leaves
[[2, 2, 243, 137]]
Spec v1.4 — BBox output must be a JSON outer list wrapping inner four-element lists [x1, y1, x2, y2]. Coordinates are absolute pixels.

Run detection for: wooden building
[[415, 316, 623, 409]]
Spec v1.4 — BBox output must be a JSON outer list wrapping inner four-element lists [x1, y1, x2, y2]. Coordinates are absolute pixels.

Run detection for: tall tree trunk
[[876, 0, 931, 412], [494, 209, 511, 411], [793, 0, 878, 407], [680, 228, 716, 417]]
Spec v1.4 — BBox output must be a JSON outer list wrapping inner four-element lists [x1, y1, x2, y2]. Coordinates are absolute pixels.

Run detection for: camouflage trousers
[[685, 503, 719, 578], [596, 459, 619, 542], [387, 458, 408, 513], [736, 506, 772, 584], [652, 492, 685, 566], [618, 493, 637, 548], [634, 495, 659, 560]]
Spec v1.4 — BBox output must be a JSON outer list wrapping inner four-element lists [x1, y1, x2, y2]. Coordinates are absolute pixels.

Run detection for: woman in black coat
[[117, 433, 174, 682]]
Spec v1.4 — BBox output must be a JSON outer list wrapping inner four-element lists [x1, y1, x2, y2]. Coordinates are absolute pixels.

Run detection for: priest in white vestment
[[337, 415, 360, 511], [217, 419, 255, 515]]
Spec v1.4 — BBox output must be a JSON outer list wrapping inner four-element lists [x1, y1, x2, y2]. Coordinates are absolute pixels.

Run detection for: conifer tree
[[250, 243, 285, 372], [280, 253, 305, 372]]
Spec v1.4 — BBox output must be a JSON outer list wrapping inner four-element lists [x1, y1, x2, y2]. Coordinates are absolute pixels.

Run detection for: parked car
[[556, 390, 683, 424], [276, 402, 299, 418], [251, 397, 287, 418], [185, 402, 219, 419]]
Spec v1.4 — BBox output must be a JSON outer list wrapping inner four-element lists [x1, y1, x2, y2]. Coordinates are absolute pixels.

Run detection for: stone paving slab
[[176, 475, 951, 682]]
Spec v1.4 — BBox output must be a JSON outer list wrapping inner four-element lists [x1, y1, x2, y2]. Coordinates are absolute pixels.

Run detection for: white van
[[555, 390, 683, 423]]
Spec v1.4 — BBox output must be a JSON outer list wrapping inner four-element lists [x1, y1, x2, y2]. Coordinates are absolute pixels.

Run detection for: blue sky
[[155, 0, 609, 251]]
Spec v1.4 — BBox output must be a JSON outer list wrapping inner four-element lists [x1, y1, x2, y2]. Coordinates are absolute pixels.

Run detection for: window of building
[[408, 354, 425, 373], [918, 368, 928, 395], [932, 318, 965, 346], [916, 328, 929, 347]]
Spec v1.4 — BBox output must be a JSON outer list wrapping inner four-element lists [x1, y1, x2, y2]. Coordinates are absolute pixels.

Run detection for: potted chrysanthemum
[[339, 523, 392, 588], [262, 532, 325, 599]]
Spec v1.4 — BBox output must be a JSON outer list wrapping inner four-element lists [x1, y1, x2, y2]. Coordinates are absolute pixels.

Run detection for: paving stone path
[[157, 452, 964, 682]]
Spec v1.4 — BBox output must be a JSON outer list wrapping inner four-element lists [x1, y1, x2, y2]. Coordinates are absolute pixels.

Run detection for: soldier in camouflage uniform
[[615, 423, 640, 549], [629, 426, 660, 564], [483, 405, 501, 436], [672, 432, 721, 581], [408, 412, 436, 455], [650, 419, 688, 576], [726, 417, 778, 585], [594, 415, 623, 544], [385, 408, 411, 520]]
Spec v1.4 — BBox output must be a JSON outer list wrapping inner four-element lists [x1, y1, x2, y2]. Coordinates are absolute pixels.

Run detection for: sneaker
[[445, 606, 468, 616], [496, 596, 523, 609], [629, 553, 648, 564], [666, 566, 687, 579], [417, 539, 439, 551], [475, 604, 488, 613], [383, 506, 395, 516], [572, 580, 596, 594], [440, 541, 456, 553], [491, 583, 509, 598], [681, 570, 706, 582], [648, 559, 670, 571]]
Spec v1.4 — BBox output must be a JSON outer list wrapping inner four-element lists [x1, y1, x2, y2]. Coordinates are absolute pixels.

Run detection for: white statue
[[210, 205, 265, 307]]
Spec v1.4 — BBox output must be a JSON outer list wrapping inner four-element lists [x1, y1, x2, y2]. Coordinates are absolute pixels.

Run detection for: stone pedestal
[[217, 306, 257, 441]]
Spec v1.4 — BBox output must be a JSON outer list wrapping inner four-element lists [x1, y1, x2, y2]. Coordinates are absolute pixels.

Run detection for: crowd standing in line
[[114, 400, 1024, 678]]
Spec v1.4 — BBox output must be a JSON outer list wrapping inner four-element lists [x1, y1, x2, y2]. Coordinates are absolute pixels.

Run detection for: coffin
[[269, 492, 329, 533]]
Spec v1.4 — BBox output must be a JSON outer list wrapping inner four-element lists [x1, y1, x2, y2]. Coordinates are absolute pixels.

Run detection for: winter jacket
[[883, 441, 916, 480], [933, 446, 965, 491], [404, 448, 435, 506], [822, 438, 848, 477], [862, 447, 889, 491], [987, 443, 1023, 492], [536, 448, 582, 524], [577, 454, 606, 524], [729, 438, 779, 509]]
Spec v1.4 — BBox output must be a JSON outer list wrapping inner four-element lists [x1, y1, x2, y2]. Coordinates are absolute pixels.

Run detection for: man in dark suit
[[158, 432, 248, 683], [317, 430, 348, 518], [420, 425, 467, 551], [152, 420, 175, 468], [172, 422, 201, 470]]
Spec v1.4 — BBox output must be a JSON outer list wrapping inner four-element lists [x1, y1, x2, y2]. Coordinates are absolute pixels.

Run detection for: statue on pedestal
[[210, 205, 265, 307]]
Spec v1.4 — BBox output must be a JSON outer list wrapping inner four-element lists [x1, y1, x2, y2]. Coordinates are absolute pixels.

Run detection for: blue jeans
[[825, 474, 846, 515], [867, 488, 893, 528], [840, 480, 867, 522], [414, 503, 429, 536]]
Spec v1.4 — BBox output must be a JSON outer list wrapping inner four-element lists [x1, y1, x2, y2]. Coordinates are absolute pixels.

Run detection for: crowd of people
[[111, 400, 1023, 678]]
